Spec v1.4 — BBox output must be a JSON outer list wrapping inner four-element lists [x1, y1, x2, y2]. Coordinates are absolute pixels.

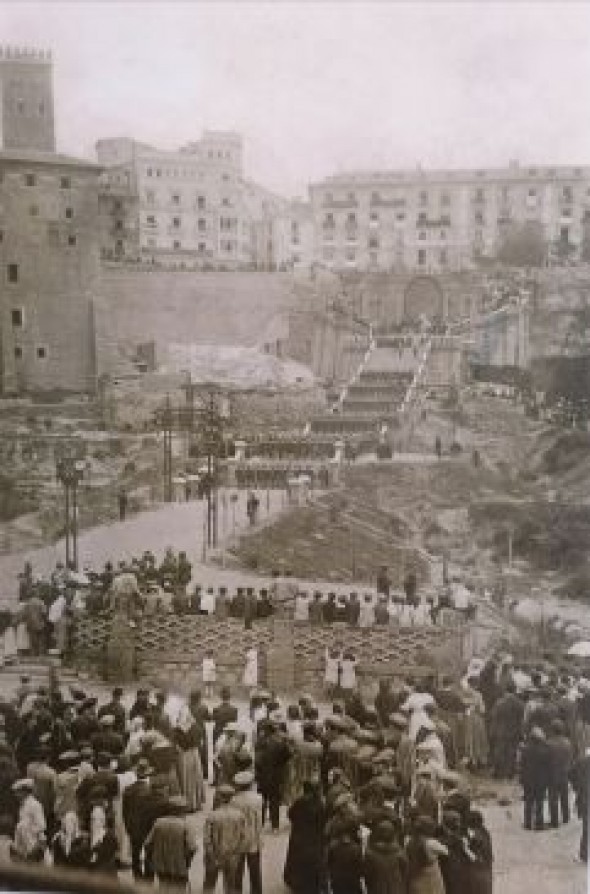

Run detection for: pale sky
[[1, 1, 589, 197]]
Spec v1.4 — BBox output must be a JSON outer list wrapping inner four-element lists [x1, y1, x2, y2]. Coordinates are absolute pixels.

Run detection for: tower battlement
[[0, 46, 52, 63]]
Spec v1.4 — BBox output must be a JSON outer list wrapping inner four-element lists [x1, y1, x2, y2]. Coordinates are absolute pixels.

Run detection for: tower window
[[25, 173, 36, 187], [36, 346, 48, 360], [14, 346, 22, 359], [11, 308, 23, 327], [60, 176, 71, 190], [67, 234, 77, 246], [29, 205, 39, 217], [65, 207, 74, 220], [7, 264, 19, 284]]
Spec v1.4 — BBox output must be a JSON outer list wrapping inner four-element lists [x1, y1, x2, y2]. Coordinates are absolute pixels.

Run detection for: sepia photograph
[[0, 1, 589, 891]]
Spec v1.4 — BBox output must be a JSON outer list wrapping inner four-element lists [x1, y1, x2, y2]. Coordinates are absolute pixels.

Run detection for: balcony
[[415, 217, 452, 229], [370, 196, 407, 208], [323, 197, 359, 209]]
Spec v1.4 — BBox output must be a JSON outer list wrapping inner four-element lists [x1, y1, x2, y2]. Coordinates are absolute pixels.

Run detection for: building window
[[146, 215, 156, 226], [24, 173, 36, 187], [439, 249, 448, 266], [47, 225, 59, 246], [323, 213, 334, 227], [418, 231, 426, 240], [368, 237, 380, 249], [562, 186, 573, 203], [146, 190, 155, 204], [369, 212, 379, 223], [147, 168, 153, 177], [417, 249, 426, 265], [197, 196, 206, 210], [417, 212, 427, 225], [172, 194, 180, 205], [36, 346, 48, 360], [221, 197, 231, 207], [198, 219, 206, 232], [474, 211, 484, 225], [0, 230, 3, 243], [147, 237, 156, 248], [345, 249, 356, 262], [419, 191, 428, 206], [440, 192, 450, 207], [198, 242, 206, 252], [7, 264, 18, 284], [67, 234, 77, 246], [29, 205, 39, 217], [173, 240, 181, 250], [156, 169, 162, 178], [115, 220, 123, 231], [172, 217, 181, 229], [347, 212, 357, 226], [474, 189, 485, 202], [60, 176, 71, 190], [14, 346, 22, 360], [65, 207, 74, 219], [11, 308, 23, 327]]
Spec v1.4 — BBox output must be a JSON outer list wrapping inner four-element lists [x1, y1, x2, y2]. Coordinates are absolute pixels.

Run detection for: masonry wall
[[0, 159, 100, 394], [70, 614, 467, 696]]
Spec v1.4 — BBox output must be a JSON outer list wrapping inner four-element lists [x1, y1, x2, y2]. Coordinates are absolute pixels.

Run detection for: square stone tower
[[0, 46, 55, 152]]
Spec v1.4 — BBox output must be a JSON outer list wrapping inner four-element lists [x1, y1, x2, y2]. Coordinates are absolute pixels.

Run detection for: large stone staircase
[[309, 332, 424, 440]]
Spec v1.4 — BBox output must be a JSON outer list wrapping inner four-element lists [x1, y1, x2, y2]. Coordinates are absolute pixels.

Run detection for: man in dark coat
[[547, 718, 573, 827], [489, 683, 524, 778], [255, 721, 292, 831], [327, 819, 364, 894], [98, 687, 127, 736], [520, 726, 551, 830], [90, 714, 124, 757], [122, 758, 166, 880]]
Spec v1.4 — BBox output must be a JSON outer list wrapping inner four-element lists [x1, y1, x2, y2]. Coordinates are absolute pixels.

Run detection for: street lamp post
[[56, 452, 85, 571]]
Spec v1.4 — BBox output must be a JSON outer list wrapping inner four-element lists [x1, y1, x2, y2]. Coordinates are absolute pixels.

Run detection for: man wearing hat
[[212, 688, 239, 745], [203, 784, 245, 894], [98, 687, 126, 736], [123, 757, 157, 880], [520, 727, 551, 830], [144, 796, 196, 894], [232, 770, 263, 894], [26, 740, 56, 837], [547, 717, 573, 828], [54, 751, 82, 823]]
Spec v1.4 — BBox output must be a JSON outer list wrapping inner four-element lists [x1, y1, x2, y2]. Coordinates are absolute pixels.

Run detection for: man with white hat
[[232, 770, 263, 894]]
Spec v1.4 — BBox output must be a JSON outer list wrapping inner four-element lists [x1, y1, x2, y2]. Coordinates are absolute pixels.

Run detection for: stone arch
[[403, 275, 445, 322]]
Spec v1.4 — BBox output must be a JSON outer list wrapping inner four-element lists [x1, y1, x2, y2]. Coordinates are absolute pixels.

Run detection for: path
[[0, 488, 287, 602]]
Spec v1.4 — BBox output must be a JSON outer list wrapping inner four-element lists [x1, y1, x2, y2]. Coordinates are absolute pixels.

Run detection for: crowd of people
[[1, 559, 472, 665], [0, 644, 588, 891]]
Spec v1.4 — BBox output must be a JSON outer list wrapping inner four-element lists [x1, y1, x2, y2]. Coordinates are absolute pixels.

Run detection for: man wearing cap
[[71, 697, 100, 746], [144, 796, 196, 894], [203, 784, 245, 894], [91, 714, 125, 758], [232, 770, 263, 894], [98, 688, 127, 736]]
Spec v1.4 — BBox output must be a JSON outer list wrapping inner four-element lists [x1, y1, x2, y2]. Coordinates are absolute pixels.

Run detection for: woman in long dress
[[174, 705, 204, 812], [113, 756, 136, 867], [284, 779, 325, 894], [243, 648, 258, 694]]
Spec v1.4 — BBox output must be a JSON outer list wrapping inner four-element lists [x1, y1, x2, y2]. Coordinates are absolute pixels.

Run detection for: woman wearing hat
[[406, 816, 447, 894], [174, 704, 205, 813], [364, 819, 408, 894], [284, 779, 325, 894]]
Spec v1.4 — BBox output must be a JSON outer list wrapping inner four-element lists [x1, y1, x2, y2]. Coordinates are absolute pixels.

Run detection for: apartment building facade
[[96, 134, 314, 270], [309, 163, 590, 273]]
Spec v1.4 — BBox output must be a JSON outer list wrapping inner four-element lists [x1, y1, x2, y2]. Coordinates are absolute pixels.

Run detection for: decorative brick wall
[[71, 613, 466, 695]]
